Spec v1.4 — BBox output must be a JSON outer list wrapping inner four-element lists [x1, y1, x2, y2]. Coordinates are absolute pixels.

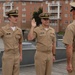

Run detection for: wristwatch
[[53, 54, 56, 56]]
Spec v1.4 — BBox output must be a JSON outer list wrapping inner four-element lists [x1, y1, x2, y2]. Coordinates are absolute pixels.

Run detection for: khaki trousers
[[34, 51, 53, 75], [2, 50, 20, 75], [68, 52, 75, 75]]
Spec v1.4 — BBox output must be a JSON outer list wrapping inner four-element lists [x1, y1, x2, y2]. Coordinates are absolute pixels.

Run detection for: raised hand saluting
[[31, 18, 36, 27]]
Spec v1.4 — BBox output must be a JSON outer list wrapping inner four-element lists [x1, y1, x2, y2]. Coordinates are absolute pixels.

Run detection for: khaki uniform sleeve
[[53, 32, 56, 43], [63, 27, 73, 45], [52, 30, 56, 43], [19, 30, 23, 43], [0, 28, 4, 37], [33, 28, 37, 39]]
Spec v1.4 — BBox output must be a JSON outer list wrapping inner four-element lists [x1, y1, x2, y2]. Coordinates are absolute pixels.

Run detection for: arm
[[52, 42, 56, 62], [52, 42, 56, 56], [63, 26, 73, 72], [52, 31, 56, 62], [28, 19, 36, 40], [66, 44, 73, 72], [19, 39, 22, 62], [19, 30, 23, 62], [28, 27, 35, 40]]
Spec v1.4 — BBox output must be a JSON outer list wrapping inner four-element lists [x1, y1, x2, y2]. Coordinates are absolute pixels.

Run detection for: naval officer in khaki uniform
[[0, 9, 23, 75], [63, 2, 75, 75], [28, 13, 56, 75]]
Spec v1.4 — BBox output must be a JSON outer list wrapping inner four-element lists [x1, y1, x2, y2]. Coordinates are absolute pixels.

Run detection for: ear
[[8, 17, 11, 21], [41, 19, 43, 22]]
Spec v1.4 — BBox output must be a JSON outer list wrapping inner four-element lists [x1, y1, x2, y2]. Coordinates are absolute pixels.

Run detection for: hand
[[31, 18, 36, 27], [20, 55, 22, 62], [67, 63, 73, 72], [53, 56, 55, 62]]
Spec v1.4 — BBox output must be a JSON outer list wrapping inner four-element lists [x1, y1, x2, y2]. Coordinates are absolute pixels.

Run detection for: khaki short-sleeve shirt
[[63, 20, 75, 45], [0, 27, 4, 37], [0, 24, 23, 51], [33, 25, 56, 52]]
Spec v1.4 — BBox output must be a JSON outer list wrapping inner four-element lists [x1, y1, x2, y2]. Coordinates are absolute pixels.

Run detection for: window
[[56, 1, 60, 4], [65, 0, 68, 4], [70, 14, 72, 17], [22, 8, 26, 11], [65, 7, 68, 10], [65, 20, 68, 24], [30, 2, 32, 4], [4, 20, 9, 22], [22, 19, 26, 23], [22, 2, 26, 5], [52, 1, 55, 4], [65, 14, 68, 17], [22, 14, 26, 17], [3, 2, 13, 17], [16, 7, 18, 10], [45, 1, 48, 4]]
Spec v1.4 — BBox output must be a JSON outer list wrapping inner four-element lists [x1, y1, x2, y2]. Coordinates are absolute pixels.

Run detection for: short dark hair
[[70, 6, 75, 12]]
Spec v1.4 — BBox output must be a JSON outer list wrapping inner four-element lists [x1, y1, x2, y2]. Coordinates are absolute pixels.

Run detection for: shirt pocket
[[38, 31, 46, 38], [50, 33, 54, 37], [50, 32, 55, 40], [39, 34, 46, 36], [15, 34, 21, 39], [38, 33, 46, 40], [4, 33, 12, 38]]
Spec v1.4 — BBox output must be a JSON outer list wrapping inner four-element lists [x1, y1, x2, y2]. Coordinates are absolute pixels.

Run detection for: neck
[[9, 22, 16, 27], [42, 24, 49, 28], [73, 17, 75, 20]]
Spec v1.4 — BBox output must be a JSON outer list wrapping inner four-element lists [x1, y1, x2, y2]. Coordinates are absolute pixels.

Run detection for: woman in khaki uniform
[[63, 2, 75, 75], [28, 13, 56, 75], [0, 9, 23, 75]]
